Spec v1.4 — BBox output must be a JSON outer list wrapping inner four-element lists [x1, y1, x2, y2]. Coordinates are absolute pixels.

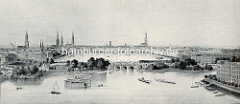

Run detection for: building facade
[[216, 60, 240, 86]]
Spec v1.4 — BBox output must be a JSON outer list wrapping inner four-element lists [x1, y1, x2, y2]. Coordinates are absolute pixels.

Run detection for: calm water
[[1, 68, 240, 104]]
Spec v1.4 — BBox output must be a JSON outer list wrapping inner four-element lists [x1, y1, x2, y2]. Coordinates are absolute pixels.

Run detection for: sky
[[0, 0, 240, 47]]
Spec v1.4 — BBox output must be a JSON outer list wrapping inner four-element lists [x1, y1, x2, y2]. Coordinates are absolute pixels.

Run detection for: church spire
[[56, 30, 60, 46], [144, 31, 148, 46], [25, 30, 29, 49], [40, 40, 42, 48], [61, 35, 64, 47], [41, 40, 44, 48], [72, 31, 74, 45]]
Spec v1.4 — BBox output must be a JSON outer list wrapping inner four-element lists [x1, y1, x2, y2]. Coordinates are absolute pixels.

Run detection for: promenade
[[203, 78, 240, 94]]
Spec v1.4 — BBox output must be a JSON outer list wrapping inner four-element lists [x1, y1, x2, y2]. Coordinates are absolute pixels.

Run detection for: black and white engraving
[[0, 0, 240, 104]]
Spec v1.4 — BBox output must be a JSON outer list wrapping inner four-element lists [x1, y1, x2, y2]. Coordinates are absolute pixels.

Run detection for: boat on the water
[[51, 91, 61, 94], [190, 71, 199, 88], [155, 79, 176, 84], [195, 82, 204, 86], [215, 93, 226, 97], [51, 82, 61, 94], [64, 75, 91, 84], [65, 78, 86, 83], [16, 87, 22, 90], [213, 91, 218, 94], [138, 77, 151, 84], [205, 87, 215, 91], [165, 81, 176, 84], [191, 86, 199, 88]]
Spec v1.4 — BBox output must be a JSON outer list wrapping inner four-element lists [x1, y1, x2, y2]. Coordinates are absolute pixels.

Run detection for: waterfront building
[[191, 53, 217, 66], [216, 60, 240, 87]]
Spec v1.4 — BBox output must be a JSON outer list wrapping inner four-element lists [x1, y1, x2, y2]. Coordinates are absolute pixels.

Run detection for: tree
[[66, 60, 70, 66], [97, 59, 104, 69], [25, 66, 31, 74], [231, 56, 237, 62], [232, 56, 237, 62], [171, 58, 175, 63], [103, 60, 110, 68], [19, 66, 27, 75], [46, 58, 49, 63], [176, 58, 180, 62], [30, 65, 39, 74], [87, 57, 95, 70], [50, 58, 55, 64], [70, 59, 79, 71], [179, 61, 186, 69]]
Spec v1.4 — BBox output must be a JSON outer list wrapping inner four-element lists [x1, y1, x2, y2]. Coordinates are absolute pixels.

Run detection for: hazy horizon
[[0, 0, 240, 47]]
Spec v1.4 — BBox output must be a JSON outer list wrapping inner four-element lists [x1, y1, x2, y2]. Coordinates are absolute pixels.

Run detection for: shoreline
[[1, 68, 213, 83], [202, 78, 240, 95], [142, 68, 213, 73]]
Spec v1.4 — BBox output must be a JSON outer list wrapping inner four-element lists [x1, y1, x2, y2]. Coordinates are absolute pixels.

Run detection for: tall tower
[[25, 30, 29, 49], [72, 31, 75, 45], [144, 32, 148, 46], [61, 35, 64, 47], [56, 31, 60, 46], [40, 40, 44, 53], [109, 40, 112, 47], [40, 40, 42, 48], [41, 40, 44, 48]]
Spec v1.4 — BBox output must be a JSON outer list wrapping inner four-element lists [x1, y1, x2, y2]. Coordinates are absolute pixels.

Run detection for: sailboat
[[191, 70, 199, 88], [51, 82, 61, 94]]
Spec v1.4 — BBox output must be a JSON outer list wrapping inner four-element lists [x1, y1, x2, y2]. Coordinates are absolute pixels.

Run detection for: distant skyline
[[0, 0, 240, 47]]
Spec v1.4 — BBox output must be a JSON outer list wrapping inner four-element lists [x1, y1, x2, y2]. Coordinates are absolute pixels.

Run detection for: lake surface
[[1, 68, 240, 104]]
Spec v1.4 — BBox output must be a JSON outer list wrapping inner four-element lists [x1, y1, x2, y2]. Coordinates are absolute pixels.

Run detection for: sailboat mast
[[192, 70, 194, 86], [53, 84, 55, 92]]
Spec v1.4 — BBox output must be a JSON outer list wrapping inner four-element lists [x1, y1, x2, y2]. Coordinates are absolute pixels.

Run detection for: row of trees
[[215, 56, 240, 63], [231, 56, 240, 62], [176, 58, 198, 70], [170, 58, 180, 63], [43, 58, 55, 64], [67, 57, 111, 72], [146, 63, 169, 70], [11, 65, 45, 79]]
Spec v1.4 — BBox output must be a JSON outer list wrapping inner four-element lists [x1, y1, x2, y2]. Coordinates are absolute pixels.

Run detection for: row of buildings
[[216, 60, 240, 87], [178, 47, 239, 67]]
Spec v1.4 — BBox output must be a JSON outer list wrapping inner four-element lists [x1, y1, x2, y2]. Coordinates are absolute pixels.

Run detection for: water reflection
[[10, 79, 43, 86]]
